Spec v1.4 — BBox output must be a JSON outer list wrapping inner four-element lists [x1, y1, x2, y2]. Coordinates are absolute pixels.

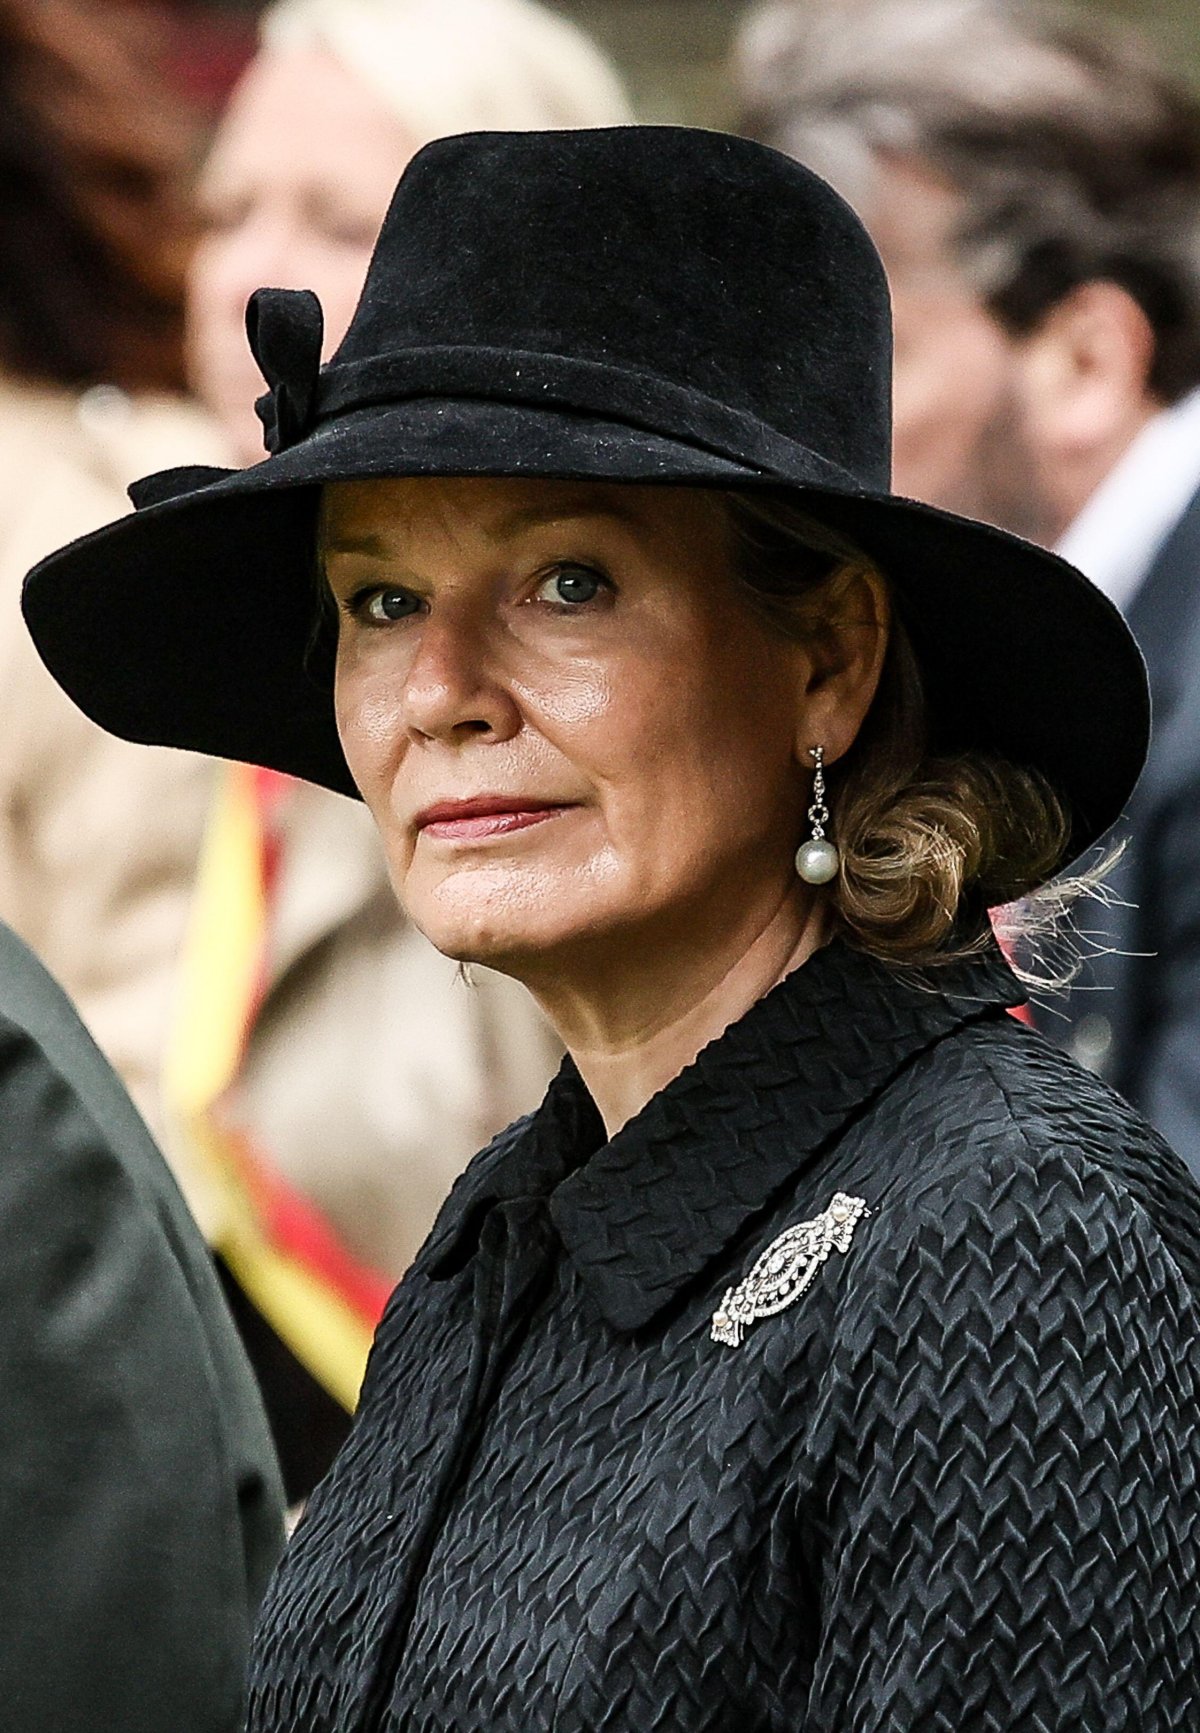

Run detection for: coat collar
[[1127, 482, 1200, 720], [425, 939, 1024, 1332]]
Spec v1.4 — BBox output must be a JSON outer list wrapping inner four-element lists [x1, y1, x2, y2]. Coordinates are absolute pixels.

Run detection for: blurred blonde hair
[[260, 0, 634, 138]]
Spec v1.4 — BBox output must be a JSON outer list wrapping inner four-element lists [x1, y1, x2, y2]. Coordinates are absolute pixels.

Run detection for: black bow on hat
[[249, 288, 324, 454], [21, 124, 1148, 875]]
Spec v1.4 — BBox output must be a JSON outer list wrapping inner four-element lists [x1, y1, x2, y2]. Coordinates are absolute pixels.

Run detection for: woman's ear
[[793, 566, 891, 767]]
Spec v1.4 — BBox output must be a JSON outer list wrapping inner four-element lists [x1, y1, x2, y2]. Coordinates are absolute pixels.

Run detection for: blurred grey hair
[[736, 0, 997, 207], [261, 0, 634, 140], [736, 0, 1200, 401]]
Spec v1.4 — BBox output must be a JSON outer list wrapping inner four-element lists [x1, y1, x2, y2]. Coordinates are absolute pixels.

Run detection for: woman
[[189, 0, 632, 464], [175, 0, 627, 1498], [25, 126, 1200, 1729]]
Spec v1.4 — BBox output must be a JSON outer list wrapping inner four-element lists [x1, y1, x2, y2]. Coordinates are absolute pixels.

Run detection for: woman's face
[[188, 46, 418, 466], [324, 476, 879, 981]]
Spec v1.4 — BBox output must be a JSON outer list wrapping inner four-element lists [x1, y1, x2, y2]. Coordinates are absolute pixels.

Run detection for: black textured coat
[[248, 941, 1200, 1731]]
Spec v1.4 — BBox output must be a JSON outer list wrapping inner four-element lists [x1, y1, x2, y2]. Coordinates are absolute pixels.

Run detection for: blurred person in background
[[177, 0, 631, 1499], [737, 0, 1200, 1178], [0, 0, 226, 1129], [191, 0, 633, 466], [0, 11, 284, 1706]]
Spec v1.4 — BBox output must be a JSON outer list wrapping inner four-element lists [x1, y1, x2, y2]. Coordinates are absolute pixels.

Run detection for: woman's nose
[[401, 611, 522, 745]]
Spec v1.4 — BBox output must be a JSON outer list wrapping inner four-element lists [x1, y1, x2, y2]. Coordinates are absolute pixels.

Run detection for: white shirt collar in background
[[1056, 384, 1200, 615]]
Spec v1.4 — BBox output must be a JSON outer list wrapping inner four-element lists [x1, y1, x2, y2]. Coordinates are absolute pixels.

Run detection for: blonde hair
[[725, 491, 1074, 971], [260, 0, 634, 141]]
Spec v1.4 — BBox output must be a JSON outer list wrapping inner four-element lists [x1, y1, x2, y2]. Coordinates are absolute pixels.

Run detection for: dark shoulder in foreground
[[0, 918, 182, 1194], [0, 920, 284, 1733]]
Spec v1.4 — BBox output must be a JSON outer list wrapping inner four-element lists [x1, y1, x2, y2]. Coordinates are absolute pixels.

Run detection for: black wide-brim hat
[[22, 126, 1147, 870]]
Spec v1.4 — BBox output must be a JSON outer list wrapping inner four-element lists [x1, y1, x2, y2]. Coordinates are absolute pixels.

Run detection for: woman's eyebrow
[[492, 494, 638, 538], [322, 495, 638, 561], [322, 532, 392, 559]]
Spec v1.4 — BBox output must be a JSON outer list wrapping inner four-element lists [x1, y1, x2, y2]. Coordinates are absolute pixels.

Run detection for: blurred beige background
[[157, 0, 1200, 129]]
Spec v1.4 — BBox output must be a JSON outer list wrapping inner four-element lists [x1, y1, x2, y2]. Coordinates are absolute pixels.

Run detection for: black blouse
[[247, 940, 1200, 1731]]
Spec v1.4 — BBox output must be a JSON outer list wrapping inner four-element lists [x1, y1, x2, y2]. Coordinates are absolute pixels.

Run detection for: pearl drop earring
[[795, 745, 840, 885]]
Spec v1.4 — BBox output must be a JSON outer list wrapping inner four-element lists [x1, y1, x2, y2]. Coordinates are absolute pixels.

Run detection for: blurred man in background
[[737, 0, 1200, 1177]]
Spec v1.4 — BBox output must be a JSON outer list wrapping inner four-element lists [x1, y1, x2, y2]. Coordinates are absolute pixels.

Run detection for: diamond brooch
[[711, 1191, 870, 1348]]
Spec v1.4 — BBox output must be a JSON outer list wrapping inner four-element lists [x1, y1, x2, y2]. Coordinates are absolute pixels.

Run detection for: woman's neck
[[524, 885, 829, 1137]]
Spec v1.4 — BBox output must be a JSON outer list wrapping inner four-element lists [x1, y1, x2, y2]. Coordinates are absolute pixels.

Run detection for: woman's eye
[[535, 565, 610, 607], [356, 588, 421, 625]]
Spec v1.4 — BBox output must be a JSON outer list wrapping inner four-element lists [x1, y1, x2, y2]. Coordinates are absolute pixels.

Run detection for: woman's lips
[[415, 799, 573, 841]]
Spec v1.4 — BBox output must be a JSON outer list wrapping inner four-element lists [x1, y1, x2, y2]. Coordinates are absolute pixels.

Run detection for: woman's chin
[[405, 882, 577, 973], [393, 831, 648, 976], [415, 916, 566, 976]]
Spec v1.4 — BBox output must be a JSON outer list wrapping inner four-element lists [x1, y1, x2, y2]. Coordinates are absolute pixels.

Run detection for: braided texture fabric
[[247, 942, 1200, 1731]]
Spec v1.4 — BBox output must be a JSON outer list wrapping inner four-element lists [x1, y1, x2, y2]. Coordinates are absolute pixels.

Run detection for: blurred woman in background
[[174, 0, 632, 1499], [191, 0, 633, 464]]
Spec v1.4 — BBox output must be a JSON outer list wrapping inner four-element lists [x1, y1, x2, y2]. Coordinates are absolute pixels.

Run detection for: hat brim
[[22, 395, 1149, 871]]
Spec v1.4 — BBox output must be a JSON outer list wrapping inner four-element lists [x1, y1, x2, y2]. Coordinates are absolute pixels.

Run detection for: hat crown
[[326, 126, 894, 489]]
